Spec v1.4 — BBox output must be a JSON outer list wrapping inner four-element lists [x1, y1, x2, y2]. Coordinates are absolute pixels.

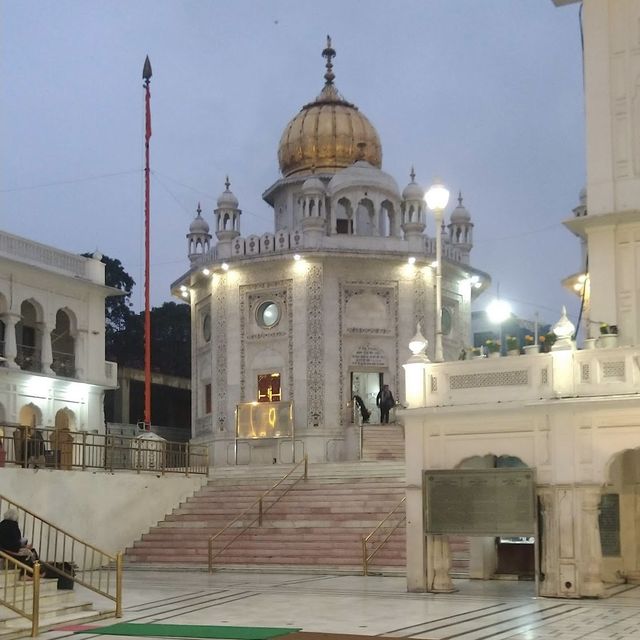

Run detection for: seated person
[[0, 509, 38, 571]]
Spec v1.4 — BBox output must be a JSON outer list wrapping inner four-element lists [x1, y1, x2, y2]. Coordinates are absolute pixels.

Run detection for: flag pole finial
[[143, 55, 152, 83]]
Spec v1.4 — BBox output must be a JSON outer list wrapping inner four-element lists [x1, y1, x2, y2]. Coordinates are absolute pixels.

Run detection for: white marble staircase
[[0, 569, 107, 640], [361, 423, 405, 461]]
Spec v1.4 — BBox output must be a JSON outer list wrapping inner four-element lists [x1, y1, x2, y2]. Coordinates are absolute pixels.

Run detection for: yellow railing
[[208, 456, 308, 572], [362, 495, 406, 576], [0, 551, 42, 637], [0, 424, 208, 476], [0, 495, 123, 626]]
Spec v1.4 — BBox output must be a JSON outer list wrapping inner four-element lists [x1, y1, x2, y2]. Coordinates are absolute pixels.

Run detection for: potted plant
[[539, 333, 556, 353], [471, 347, 484, 359], [523, 334, 539, 355], [506, 336, 520, 355], [598, 323, 618, 348], [485, 339, 501, 358]]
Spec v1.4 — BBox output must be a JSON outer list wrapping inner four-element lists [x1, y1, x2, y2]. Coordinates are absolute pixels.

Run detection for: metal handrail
[[362, 495, 406, 576], [0, 551, 42, 637], [0, 495, 123, 621], [0, 424, 208, 476], [208, 456, 308, 572]]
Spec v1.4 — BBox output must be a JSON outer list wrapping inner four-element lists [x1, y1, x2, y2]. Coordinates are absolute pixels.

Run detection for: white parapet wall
[[0, 468, 207, 555]]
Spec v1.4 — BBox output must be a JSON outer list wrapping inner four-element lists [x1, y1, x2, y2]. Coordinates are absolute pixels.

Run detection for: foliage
[[539, 332, 557, 353], [600, 323, 618, 335], [485, 339, 500, 353], [524, 335, 534, 344], [88, 253, 191, 377], [506, 336, 519, 351]]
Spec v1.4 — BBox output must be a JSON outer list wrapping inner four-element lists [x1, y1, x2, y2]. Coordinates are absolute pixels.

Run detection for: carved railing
[[362, 496, 406, 576]]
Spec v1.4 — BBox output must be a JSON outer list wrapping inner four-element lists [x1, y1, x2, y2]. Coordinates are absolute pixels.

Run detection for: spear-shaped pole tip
[[143, 56, 152, 81]]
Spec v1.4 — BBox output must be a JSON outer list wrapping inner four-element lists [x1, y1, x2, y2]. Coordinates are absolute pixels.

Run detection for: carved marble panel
[[306, 265, 324, 427]]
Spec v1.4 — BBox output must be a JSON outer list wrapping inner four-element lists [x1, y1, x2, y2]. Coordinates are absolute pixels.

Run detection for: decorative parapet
[[0, 230, 88, 277], [192, 229, 467, 265], [422, 346, 640, 408]]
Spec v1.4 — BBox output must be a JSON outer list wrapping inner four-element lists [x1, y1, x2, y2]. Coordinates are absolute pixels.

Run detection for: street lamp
[[486, 297, 512, 354], [425, 179, 450, 362]]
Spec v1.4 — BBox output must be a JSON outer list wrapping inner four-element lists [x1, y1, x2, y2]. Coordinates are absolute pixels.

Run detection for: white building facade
[[403, 0, 640, 599], [0, 230, 118, 435], [173, 39, 488, 466]]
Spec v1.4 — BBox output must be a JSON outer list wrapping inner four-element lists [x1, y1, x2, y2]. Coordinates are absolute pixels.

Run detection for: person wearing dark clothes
[[0, 509, 37, 570], [376, 384, 396, 424]]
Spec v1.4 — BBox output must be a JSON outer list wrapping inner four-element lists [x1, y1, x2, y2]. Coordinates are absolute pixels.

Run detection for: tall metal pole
[[143, 56, 152, 428], [434, 208, 444, 362]]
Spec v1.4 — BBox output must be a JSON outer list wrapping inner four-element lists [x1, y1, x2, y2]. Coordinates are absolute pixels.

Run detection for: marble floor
[[43, 572, 640, 640]]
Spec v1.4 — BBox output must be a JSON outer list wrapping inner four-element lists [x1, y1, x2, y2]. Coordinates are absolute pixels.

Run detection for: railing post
[[115, 552, 123, 617], [161, 441, 165, 476], [304, 454, 308, 479], [31, 561, 40, 637], [362, 537, 368, 576], [185, 442, 190, 477], [208, 537, 213, 574], [81, 432, 87, 470], [206, 446, 210, 477], [259, 498, 263, 526], [136, 438, 141, 474]]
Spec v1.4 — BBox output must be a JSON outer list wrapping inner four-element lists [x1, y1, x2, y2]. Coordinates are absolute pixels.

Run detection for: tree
[[86, 252, 191, 377], [83, 253, 135, 359]]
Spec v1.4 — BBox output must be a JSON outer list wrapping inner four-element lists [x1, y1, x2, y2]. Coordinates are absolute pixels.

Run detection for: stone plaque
[[598, 493, 620, 557], [351, 344, 386, 368], [424, 469, 536, 536]]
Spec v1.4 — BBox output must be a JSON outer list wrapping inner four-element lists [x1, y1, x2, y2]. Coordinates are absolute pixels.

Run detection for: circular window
[[442, 307, 453, 336], [257, 301, 280, 328], [202, 313, 211, 342]]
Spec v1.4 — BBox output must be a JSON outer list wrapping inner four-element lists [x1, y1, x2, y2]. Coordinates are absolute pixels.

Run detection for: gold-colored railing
[[208, 456, 308, 572], [0, 495, 123, 628], [0, 551, 42, 637], [0, 424, 208, 476], [362, 495, 406, 576]]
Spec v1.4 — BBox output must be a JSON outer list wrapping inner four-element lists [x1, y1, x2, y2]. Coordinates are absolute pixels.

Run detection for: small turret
[[401, 168, 426, 251], [214, 177, 241, 257], [301, 173, 327, 246], [187, 203, 211, 263], [447, 191, 474, 264]]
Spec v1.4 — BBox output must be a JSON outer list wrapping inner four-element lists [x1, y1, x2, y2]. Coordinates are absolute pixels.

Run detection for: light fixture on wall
[[221, 263, 229, 271], [202, 268, 210, 276]]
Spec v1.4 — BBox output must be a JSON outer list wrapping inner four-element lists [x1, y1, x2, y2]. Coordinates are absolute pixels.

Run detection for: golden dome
[[277, 38, 382, 178]]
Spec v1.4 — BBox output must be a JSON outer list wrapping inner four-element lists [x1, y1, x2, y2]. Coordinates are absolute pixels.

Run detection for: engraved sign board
[[424, 469, 536, 536], [235, 401, 293, 439]]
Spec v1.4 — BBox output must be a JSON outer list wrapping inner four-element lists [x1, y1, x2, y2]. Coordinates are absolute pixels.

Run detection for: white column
[[74, 329, 86, 378], [38, 322, 54, 373], [580, 486, 604, 597], [2, 313, 19, 368], [427, 534, 455, 592]]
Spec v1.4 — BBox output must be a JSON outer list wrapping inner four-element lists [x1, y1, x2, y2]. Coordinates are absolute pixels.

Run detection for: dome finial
[[410, 166, 416, 182], [196, 202, 202, 216], [458, 190, 463, 206], [225, 175, 230, 191], [322, 35, 336, 86]]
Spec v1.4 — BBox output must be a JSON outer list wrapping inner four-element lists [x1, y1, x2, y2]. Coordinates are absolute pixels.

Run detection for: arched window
[[51, 309, 76, 377], [16, 300, 41, 372]]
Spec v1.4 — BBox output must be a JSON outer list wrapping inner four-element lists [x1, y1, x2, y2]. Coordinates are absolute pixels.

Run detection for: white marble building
[[403, 0, 640, 599], [172, 39, 489, 466], [0, 230, 118, 435]]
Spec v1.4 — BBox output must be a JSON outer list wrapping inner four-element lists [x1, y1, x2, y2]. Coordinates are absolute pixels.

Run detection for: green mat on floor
[[77, 623, 301, 640]]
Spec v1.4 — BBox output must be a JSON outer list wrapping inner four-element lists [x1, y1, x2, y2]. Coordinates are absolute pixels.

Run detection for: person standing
[[376, 384, 396, 424]]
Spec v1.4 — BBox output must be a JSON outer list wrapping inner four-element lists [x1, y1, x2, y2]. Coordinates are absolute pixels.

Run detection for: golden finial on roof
[[322, 35, 336, 86], [225, 176, 231, 190], [410, 166, 416, 182]]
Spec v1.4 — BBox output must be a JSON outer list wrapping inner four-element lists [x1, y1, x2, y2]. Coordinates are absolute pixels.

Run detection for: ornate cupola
[[301, 172, 327, 246], [187, 203, 211, 263], [447, 191, 474, 264], [215, 177, 241, 245], [401, 167, 426, 234], [277, 37, 382, 178]]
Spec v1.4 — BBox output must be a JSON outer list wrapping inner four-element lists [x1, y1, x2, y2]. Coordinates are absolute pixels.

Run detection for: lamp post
[[486, 297, 512, 355], [425, 180, 450, 362]]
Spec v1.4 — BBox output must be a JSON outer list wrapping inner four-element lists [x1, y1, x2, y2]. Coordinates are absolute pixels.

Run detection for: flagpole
[[143, 55, 152, 429]]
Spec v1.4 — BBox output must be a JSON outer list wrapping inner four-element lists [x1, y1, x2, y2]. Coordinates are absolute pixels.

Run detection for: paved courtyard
[[42, 571, 640, 640]]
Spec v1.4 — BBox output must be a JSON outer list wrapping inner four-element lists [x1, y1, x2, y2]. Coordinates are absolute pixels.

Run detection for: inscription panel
[[424, 469, 536, 536]]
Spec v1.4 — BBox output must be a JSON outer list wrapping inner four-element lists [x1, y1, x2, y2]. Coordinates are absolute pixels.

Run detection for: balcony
[[51, 350, 76, 378], [15, 344, 41, 372], [421, 345, 640, 408]]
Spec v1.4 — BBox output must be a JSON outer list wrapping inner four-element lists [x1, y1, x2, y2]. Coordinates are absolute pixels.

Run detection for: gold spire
[[225, 175, 230, 190], [410, 166, 416, 182], [322, 35, 336, 86]]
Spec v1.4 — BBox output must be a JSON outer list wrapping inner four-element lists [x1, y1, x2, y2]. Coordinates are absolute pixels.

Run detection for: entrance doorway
[[351, 372, 382, 423], [257, 373, 281, 402]]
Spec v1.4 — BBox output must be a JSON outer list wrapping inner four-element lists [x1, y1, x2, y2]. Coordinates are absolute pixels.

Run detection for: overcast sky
[[1, 0, 585, 328]]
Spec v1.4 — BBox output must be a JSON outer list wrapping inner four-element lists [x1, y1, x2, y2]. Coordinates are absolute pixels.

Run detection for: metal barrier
[[0, 424, 208, 476], [0, 551, 42, 637], [362, 495, 406, 575], [0, 495, 123, 632], [208, 456, 308, 572]]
